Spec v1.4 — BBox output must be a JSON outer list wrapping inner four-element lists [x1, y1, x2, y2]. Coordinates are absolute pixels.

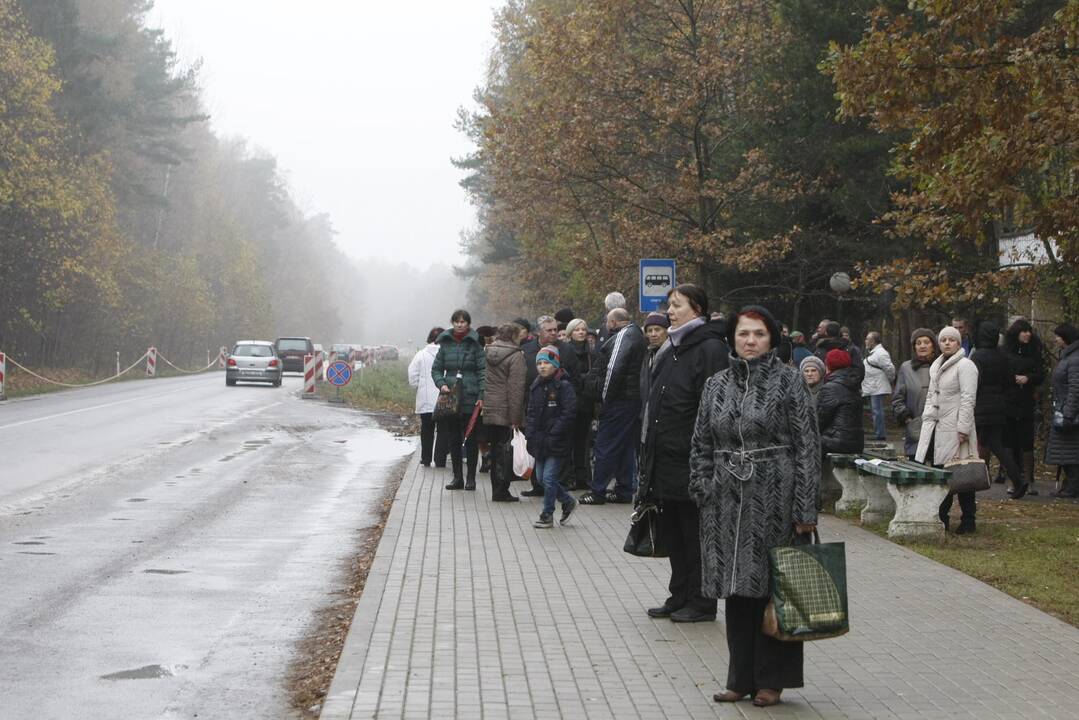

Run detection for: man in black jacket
[[814, 321, 865, 384], [580, 308, 645, 504], [971, 321, 1028, 498]]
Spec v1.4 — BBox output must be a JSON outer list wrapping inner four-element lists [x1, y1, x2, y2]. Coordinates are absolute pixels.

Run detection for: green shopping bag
[[762, 530, 849, 641]]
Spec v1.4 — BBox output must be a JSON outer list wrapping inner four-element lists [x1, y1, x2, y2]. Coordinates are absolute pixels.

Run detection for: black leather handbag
[[623, 503, 667, 558]]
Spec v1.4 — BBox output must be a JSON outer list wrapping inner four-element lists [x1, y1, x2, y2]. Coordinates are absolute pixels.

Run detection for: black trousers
[[1003, 415, 1036, 453], [724, 595, 804, 693], [487, 424, 514, 498], [926, 432, 977, 523], [657, 499, 715, 613], [570, 410, 594, 488], [440, 412, 479, 481], [977, 423, 1022, 487], [419, 413, 436, 465]]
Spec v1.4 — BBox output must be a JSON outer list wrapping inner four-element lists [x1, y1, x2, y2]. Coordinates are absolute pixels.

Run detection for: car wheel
[[273, 380, 282, 387], [226, 378, 236, 386]]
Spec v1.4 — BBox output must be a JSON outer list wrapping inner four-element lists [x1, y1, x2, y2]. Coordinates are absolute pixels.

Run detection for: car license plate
[[240, 369, 263, 376]]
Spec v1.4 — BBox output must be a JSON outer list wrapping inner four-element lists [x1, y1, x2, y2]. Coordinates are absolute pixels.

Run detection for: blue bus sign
[[639, 259, 676, 312]]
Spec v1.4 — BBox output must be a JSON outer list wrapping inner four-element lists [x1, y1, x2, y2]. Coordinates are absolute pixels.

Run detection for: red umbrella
[[463, 400, 483, 443]]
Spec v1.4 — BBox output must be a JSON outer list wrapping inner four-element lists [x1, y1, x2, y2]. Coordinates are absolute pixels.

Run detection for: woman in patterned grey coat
[[690, 306, 820, 708]]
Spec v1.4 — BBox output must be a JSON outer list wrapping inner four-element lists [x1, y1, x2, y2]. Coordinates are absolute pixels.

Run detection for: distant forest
[[0, 0, 375, 371]]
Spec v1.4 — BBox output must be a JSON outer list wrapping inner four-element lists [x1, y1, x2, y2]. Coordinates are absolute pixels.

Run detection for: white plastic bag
[[511, 429, 534, 480]]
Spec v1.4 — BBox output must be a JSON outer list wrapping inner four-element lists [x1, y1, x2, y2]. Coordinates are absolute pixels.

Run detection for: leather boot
[[1023, 451, 1038, 495], [445, 477, 464, 490]]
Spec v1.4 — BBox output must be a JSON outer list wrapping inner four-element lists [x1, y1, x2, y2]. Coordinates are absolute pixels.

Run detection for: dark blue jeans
[[869, 394, 888, 440], [590, 398, 641, 500], [535, 455, 574, 515]]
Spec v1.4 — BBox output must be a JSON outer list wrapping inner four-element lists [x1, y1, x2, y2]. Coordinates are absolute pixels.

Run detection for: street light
[[830, 272, 851, 322]]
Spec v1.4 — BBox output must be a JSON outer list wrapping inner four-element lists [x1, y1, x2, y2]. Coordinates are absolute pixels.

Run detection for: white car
[[226, 341, 282, 387]]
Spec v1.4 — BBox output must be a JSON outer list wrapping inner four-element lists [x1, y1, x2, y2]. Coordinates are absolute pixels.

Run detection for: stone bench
[[829, 454, 866, 513], [853, 457, 950, 539]]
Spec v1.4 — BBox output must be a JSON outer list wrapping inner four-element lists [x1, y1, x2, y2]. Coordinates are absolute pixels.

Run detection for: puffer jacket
[[915, 349, 979, 466], [818, 367, 865, 453], [892, 358, 933, 457], [482, 340, 526, 428], [689, 350, 820, 599], [524, 371, 577, 460], [861, 344, 895, 396], [638, 320, 730, 501], [407, 343, 441, 413], [970, 323, 1009, 427], [1046, 340, 1079, 466], [431, 329, 485, 414]]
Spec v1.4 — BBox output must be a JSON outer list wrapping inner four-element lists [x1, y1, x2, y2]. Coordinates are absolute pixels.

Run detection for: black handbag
[[432, 372, 461, 421], [943, 443, 991, 493], [623, 503, 667, 558]]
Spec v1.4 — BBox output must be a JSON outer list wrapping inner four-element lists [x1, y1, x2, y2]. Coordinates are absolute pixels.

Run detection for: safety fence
[[0, 346, 229, 401]]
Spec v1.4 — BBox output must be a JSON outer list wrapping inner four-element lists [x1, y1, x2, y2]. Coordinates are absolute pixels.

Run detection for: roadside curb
[[320, 449, 417, 718]]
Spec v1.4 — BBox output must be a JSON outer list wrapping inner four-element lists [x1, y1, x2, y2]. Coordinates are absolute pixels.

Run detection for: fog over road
[[0, 373, 413, 719]]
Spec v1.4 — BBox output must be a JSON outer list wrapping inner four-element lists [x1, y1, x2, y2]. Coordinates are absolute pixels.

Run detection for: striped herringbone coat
[[689, 351, 820, 599]]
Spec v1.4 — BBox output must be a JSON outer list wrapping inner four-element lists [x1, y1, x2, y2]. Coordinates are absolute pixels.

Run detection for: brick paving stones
[[322, 454, 1079, 719]]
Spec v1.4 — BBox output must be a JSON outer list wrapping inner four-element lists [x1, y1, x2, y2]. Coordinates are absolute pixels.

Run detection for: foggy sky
[[148, 0, 498, 271]]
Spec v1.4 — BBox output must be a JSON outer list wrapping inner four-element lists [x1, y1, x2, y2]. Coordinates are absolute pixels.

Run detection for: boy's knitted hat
[[535, 345, 561, 369]]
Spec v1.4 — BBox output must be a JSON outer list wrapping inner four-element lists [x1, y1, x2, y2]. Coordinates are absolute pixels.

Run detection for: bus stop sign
[[639, 259, 676, 312]]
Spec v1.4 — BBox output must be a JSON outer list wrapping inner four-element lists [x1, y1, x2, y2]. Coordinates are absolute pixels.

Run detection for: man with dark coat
[[580, 308, 646, 504], [814, 321, 865, 384], [970, 321, 1028, 498]]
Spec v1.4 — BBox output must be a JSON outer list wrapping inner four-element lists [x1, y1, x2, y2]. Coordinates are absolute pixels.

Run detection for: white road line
[[0, 384, 232, 432]]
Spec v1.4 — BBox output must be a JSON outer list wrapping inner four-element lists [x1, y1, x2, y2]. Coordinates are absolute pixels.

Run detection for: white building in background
[[998, 230, 1061, 267]]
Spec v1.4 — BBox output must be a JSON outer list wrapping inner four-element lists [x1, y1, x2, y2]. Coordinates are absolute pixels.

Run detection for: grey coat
[[892, 358, 932, 457], [689, 351, 820, 600], [1046, 340, 1079, 466]]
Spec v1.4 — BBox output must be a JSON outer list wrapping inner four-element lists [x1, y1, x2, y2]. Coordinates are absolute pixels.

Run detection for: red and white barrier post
[[146, 347, 157, 378], [0, 351, 7, 401], [314, 351, 324, 383], [302, 353, 316, 398], [217, 346, 228, 370]]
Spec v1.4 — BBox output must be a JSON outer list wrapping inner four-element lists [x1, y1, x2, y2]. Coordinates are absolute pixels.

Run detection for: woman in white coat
[[915, 326, 980, 534], [408, 327, 445, 467]]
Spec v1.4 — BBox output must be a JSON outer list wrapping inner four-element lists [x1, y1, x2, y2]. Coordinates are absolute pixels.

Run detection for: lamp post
[[830, 272, 851, 323]]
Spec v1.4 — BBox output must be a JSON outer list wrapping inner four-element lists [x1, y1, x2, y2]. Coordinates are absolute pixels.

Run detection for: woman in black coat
[[565, 318, 596, 490], [817, 349, 864, 454], [970, 322, 1028, 498], [1047, 324, 1079, 497], [638, 284, 729, 624], [1003, 320, 1047, 494]]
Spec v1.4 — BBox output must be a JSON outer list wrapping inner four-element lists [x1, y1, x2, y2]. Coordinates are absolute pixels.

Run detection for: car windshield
[[234, 344, 273, 357], [277, 339, 309, 351]]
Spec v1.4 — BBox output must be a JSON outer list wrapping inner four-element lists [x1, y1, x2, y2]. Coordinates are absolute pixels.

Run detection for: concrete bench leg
[[886, 483, 949, 539], [833, 467, 866, 513], [860, 476, 896, 524], [820, 457, 843, 513]]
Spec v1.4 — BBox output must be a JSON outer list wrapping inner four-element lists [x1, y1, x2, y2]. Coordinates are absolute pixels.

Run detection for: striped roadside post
[[314, 351, 324, 383], [218, 346, 228, 370], [302, 354, 316, 398], [146, 347, 157, 378], [0, 351, 7, 400]]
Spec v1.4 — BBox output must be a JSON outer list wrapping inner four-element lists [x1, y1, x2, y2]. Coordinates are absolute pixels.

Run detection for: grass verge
[[840, 497, 1079, 627], [318, 360, 419, 435]]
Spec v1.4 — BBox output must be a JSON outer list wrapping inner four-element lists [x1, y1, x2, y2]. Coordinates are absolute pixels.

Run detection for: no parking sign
[[326, 361, 352, 387]]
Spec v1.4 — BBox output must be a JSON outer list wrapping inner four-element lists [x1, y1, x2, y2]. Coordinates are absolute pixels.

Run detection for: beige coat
[[915, 349, 980, 465]]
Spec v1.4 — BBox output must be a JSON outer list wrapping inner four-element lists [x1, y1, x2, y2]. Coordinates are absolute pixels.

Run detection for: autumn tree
[[827, 0, 1079, 315]]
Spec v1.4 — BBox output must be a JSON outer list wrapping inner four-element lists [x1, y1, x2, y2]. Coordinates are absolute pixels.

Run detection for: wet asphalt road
[[0, 373, 413, 719]]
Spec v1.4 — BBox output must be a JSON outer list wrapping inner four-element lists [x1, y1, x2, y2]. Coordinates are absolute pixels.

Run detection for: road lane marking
[[0, 385, 279, 432]]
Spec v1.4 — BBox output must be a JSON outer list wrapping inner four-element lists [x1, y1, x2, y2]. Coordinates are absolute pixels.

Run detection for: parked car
[[226, 341, 282, 387], [273, 336, 314, 373]]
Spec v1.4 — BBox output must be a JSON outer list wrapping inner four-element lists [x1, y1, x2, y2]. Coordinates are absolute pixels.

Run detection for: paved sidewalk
[[323, 454, 1079, 719]]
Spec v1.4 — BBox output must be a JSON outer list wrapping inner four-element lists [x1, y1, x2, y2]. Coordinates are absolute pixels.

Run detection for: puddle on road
[[112, 518, 133, 521], [126, 498, 149, 503], [101, 664, 188, 681], [13, 541, 45, 545], [143, 569, 190, 575], [17, 551, 57, 556]]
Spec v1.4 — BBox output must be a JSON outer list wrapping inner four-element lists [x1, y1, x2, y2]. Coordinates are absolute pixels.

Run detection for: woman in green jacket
[[431, 309, 486, 489]]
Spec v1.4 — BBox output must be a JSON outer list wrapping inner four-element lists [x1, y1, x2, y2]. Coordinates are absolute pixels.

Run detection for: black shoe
[[670, 607, 716, 623], [491, 494, 520, 502], [434, 463, 447, 469], [646, 605, 679, 619], [1053, 490, 1078, 498], [1011, 482, 1030, 500], [520, 488, 544, 497], [956, 519, 976, 535], [560, 498, 578, 526], [420, 461, 431, 467], [445, 480, 464, 490], [1028, 487, 1040, 496], [578, 491, 606, 505], [533, 513, 554, 529], [939, 513, 950, 532], [464, 479, 476, 491]]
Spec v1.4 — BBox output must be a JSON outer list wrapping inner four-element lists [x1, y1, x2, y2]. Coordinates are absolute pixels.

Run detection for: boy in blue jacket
[[526, 346, 579, 528]]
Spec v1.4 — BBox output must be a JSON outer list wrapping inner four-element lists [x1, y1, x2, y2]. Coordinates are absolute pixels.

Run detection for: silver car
[[225, 341, 282, 387]]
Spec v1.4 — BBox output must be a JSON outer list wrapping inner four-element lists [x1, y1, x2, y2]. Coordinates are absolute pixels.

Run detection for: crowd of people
[[406, 287, 1079, 707]]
